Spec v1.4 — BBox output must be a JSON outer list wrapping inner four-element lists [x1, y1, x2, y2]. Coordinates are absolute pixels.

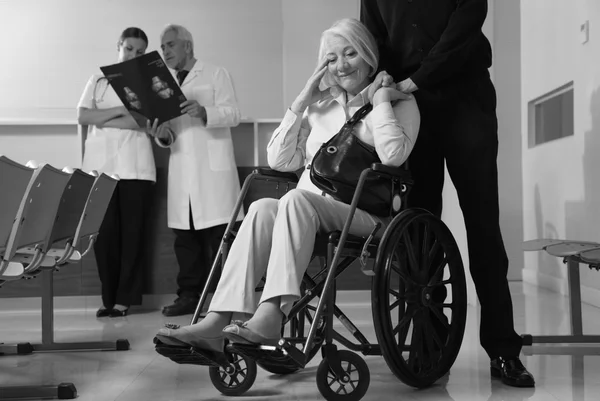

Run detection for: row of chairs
[[0, 156, 128, 400]]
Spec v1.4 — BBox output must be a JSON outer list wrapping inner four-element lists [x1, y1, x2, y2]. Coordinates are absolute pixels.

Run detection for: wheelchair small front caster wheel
[[208, 352, 257, 396], [316, 350, 370, 400]]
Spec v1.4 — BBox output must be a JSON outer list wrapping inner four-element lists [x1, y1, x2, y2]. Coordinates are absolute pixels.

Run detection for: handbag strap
[[347, 103, 373, 125]]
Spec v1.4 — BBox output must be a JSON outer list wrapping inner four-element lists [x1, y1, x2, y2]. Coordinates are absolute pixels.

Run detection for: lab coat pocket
[[207, 139, 234, 172], [192, 85, 214, 107]]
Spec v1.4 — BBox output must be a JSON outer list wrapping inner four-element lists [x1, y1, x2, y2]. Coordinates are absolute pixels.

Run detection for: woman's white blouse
[[267, 85, 420, 195], [77, 74, 156, 182]]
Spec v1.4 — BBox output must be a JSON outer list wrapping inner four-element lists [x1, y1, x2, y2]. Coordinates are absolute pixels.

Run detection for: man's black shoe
[[162, 297, 199, 317], [490, 356, 535, 387]]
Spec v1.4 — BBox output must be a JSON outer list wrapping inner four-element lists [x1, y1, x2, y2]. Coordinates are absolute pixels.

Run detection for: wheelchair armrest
[[371, 163, 413, 183], [253, 168, 299, 183]]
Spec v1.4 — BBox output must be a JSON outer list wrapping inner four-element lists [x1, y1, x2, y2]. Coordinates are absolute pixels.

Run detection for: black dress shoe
[[96, 307, 112, 318], [490, 356, 535, 387], [162, 297, 199, 317]]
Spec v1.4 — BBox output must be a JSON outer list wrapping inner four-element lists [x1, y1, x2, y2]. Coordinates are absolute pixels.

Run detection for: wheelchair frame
[[155, 163, 467, 401]]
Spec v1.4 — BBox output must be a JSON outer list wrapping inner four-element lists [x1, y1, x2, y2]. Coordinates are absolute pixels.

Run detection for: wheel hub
[[421, 288, 432, 306]]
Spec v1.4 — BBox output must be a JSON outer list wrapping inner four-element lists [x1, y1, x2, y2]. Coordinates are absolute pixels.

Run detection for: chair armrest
[[371, 163, 412, 183], [253, 168, 299, 183]]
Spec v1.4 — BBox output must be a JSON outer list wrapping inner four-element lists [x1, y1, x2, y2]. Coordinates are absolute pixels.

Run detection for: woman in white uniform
[[77, 27, 156, 318], [157, 18, 420, 348]]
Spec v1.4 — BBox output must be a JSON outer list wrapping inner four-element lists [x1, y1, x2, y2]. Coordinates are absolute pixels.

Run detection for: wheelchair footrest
[[227, 343, 305, 370], [154, 340, 224, 367]]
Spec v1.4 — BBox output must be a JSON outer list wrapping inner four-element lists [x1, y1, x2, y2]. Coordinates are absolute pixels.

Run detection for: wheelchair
[[154, 163, 467, 401]]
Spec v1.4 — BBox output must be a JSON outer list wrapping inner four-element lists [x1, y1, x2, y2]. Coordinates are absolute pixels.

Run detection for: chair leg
[[0, 383, 77, 400], [0, 269, 129, 355], [522, 258, 600, 354]]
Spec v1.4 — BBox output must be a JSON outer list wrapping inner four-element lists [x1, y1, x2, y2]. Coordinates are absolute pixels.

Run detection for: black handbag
[[309, 103, 394, 217]]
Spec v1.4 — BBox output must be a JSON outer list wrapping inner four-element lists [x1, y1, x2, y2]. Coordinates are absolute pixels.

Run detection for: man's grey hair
[[160, 24, 194, 55]]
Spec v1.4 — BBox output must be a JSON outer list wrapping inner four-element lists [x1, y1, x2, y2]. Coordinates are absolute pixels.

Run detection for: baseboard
[[522, 268, 600, 309]]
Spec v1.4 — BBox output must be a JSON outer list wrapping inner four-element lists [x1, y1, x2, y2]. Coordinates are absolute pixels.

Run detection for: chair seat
[[0, 261, 24, 279], [10, 252, 38, 264], [44, 248, 67, 258]]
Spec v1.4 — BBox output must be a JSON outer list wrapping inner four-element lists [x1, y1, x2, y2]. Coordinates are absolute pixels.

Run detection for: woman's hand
[[290, 58, 331, 114], [372, 86, 412, 107], [116, 105, 129, 116], [367, 71, 394, 103], [145, 119, 171, 139], [369, 71, 413, 105], [77, 106, 128, 126]]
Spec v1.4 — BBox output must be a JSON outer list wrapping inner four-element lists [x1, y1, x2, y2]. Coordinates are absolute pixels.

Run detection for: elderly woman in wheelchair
[[155, 18, 466, 400]]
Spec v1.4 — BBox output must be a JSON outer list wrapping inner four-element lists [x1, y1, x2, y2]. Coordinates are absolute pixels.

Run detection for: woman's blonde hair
[[317, 18, 379, 88]]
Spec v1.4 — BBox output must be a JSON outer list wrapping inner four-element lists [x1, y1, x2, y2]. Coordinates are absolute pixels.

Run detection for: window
[[529, 82, 574, 147]]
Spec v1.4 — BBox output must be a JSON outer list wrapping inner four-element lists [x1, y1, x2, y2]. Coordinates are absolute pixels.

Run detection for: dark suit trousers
[[172, 207, 226, 299], [408, 73, 522, 358]]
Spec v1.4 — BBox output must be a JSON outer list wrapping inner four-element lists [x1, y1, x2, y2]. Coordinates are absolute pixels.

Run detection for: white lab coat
[[78, 74, 156, 182], [159, 61, 243, 230]]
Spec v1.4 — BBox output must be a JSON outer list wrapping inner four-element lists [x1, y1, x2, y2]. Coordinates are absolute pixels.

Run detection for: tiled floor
[[1, 282, 600, 401]]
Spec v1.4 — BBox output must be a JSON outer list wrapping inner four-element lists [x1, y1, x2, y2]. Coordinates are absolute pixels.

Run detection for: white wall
[[0, 0, 284, 120], [494, 0, 523, 281], [521, 0, 600, 305], [281, 0, 359, 110], [0, 126, 80, 168]]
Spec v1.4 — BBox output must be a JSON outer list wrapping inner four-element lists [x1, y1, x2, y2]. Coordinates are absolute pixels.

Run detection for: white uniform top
[[267, 85, 421, 193], [156, 61, 243, 230], [77, 74, 156, 182]]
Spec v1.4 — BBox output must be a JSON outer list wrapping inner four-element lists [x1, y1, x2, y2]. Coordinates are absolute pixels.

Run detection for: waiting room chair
[[0, 156, 35, 280], [0, 165, 124, 400]]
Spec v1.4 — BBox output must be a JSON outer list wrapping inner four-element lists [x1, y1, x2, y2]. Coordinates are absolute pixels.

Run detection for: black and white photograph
[[0, 1, 598, 401]]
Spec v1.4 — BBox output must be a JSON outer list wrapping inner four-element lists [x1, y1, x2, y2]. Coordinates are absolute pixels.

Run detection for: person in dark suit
[[360, 0, 535, 388]]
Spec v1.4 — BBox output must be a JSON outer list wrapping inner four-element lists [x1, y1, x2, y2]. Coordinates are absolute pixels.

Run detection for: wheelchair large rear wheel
[[372, 208, 467, 388]]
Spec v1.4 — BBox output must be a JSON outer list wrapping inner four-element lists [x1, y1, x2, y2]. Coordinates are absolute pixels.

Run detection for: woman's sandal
[[222, 321, 281, 347], [156, 325, 225, 352]]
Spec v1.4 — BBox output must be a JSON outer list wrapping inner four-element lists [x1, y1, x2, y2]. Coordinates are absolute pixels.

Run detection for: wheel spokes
[[327, 362, 359, 394], [374, 211, 468, 386], [428, 255, 448, 286], [391, 259, 417, 286], [429, 305, 451, 331], [402, 231, 421, 280]]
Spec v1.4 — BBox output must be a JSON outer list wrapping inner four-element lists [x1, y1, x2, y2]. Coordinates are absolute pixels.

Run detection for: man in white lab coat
[[154, 24, 243, 316]]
